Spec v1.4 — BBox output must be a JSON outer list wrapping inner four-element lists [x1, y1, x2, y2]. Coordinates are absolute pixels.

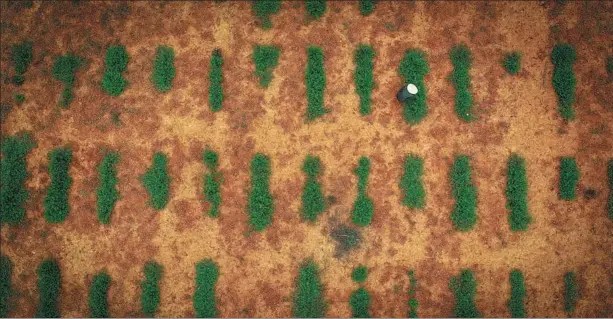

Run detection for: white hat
[[407, 83, 418, 94]]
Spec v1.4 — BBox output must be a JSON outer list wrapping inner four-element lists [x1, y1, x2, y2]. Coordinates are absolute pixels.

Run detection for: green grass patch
[[0, 256, 12, 317], [14, 93, 25, 105], [203, 150, 222, 218], [306, 0, 326, 20], [36, 259, 61, 318], [450, 44, 474, 122], [608, 159, 613, 220], [151, 46, 175, 93], [89, 272, 111, 318], [301, 155, 325, 222], [349, 287, 371, 318], [11, 40, 33, 85], [292, 259, 327, 318], [351, 265, 368, 283], [564, 271, 578, 313], [252, 0, 281, 29], [194, 259, 219, 318], [43, 148, 72, 223], [209, 49, 224, 112], [606, 56, 613, 76], [248, 154, 274, 231], [559, 157, 579, 201], [508, 269, 526, 318], [141, 261, 162, 317], [351, 157, 373, 227], [407, 270, 418, 318], [354, 45, 375, 115], [450, 155, 477, 231], [449, 269, 480, 318], [253, 45, 280, 88], [0, 133, 35, 225], [399, 154, 425, 209], [305, 46, 328, 120], [506, 154, 531, 232], [141, 152, 170, 210], [102, 45, 129, 96], [503, 52, 521, 75], [52, 54, 83, 108], [551, 43, 577, 121], [399, 49, 429, 124], [359, 0, 375, 15], [96, 152, 119, 224]]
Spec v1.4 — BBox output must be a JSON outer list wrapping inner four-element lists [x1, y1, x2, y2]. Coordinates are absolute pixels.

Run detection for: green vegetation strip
[[400, 154, 425, 209], [252, 0, 281, 29], [209, 49, 224, 112], [608, 159, 613, 220], [96, 152, 119, 224], [141, 261, 163, 317], [607, 56, 613, 76], [151, 46, 175, 93], [305, 46, 328, 120], [89, 272, 111, 318], [354, 45, 375, 115], [408, 270, 418, 318], [450, 155, 477, 231], [350, 287, 371, 318], [102, 45, 129, 96], [399, 49, 429, 124], [141, 152, 170, 210], [293, 259, 327, 318], [248, 154, 274, 231], [11, 40, 33, 85], [450, 44, 474, 122], [0, 256, 12, 317], [506, 154, 531, 232], [359, 0, 375, 15], [508, 269, 526, 318], [503, 52, 521, 75], [301, 155, 325, 222], [36, 259, 61, 318], [551, 44, 577, 121], [306, 0, 326, 20], [1, 133, 35, 225], [52, 54, 83, 108], [564, 272, 578, 313], [559, 157, 579, 201], [253, 45, 280, 88], [450, 269, 480, 318], [203, 150, 222, 218], [352, 157, 374, 227], [44, 148, 72, 223], [194, 259, 219, 318]]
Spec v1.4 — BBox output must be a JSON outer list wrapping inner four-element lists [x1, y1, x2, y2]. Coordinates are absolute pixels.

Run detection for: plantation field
[[1, 1, 613, 317]]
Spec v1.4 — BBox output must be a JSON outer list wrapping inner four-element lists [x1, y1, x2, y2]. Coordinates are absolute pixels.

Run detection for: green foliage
[[141, 152, 170, 210], [506, 154, 531, 231], [503, 52, 521, 75], [607, 56, 613, 76], [559, 157, 579, 201], [52, 54, 83, 108], [89, 272, 111, 318], [11, 40, 33, 85], [0, 256, 12, 317], [203, 150, 221, 218], [564, 272, 578, 313], [96, 152, 119, 224], [151, 46, 175, 93], [102, 45, 129, 96], [248, 154, 274, 231], [253, 45, 280, 88], [608, 159, 613, 220], [194, 259, 219, 318], [351, 265, 368, 283], [36, 259, 61, 318], [351, 157, 373, 227], [0, 133, 35, 225], [306, 0, 326, 20], [450, 44, 474, 122], [449, 269, 480, 318], [43, 148, 72, 223], [292, 259, 327, 318], [301, 155, 325, 222], [349, 287, 371, 318], [252, 0, 281, 29], [400, 154, 425, 209], [508, 270, 526, 318], [450, 155, 477, 231], [305, 46, 328, 120], [209, 49, 224, 112], [551, 43, 577, 121], [359, 0, 375, 16], [141, 261, 163, 317], [14, 94, 25, 104], [399, 49, 429, 124], [407, 270, 418, 318], [354, 45, 375, 115]]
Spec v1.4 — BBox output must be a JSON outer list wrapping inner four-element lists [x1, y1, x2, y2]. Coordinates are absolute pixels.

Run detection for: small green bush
[[351, 157, 373, 227], [606, 56, 613, 76], [503, 52, 521, 75], [449, 269, 480, 318], [209, 49, 224, 112], [305, 46, 328, 120], [306, 0, 326, 20], [203, 150, 222, 218], [102, 45, 129, 96], [559, 157, 579, 201], [0, 256, 12, 317], [151, 46, 175, 93], [194, 259, 219, 318], [52, 54, 83, 108], [141, 152, 170, 210], [354, 45, 375, 115], [253, 45, 280, 88], [399, 154, 425, 209], [292, 259, 327, 318], [399, 49, 429, 124], [551, 44, 577, 121], [564, 272, 578, 313], [141, 261, 163, 317], [301, 155, 325, 222], [96, 152, 119, 224], [43, 148, 73, 223], [351, 265, 368, 283], [14, 94, 25, 104], [349, 287, 371, 318], [508, 269, 526, 318], [450, 155, 477, 231], [36, 259, 61, 318], [506, 154, 531, 231], [248, 154, 274, 231], [11, 40, 33, 85], [608, 159, 613, 220], [407, 270, 418, 318], [0, 133, 35, 225], [252, 0, 281, 29], [450, 44, 474, 122], [89, 272, 111, 318], [359, 0, 375, 15]]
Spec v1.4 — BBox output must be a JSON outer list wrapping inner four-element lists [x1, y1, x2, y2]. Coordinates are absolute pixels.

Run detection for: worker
[[397, 83, 418, 102]]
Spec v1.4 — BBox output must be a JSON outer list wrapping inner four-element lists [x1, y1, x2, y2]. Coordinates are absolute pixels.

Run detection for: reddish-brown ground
[[1, 1, 613, 317]]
